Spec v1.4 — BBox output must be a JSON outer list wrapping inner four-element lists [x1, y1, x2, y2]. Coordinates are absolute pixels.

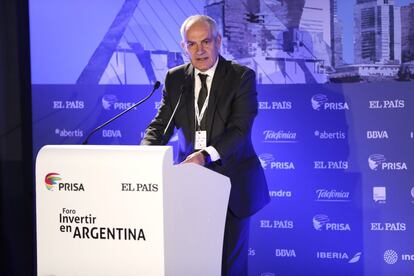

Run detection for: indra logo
[[269, 189, 292, 198], [384, 249, 414, 264], [313, 214, 351, 231], [368, 154, 407, 171], [45, 173, 61, 191], [44, 173, 85, 192], [102, 95, 118, 110], [384, 250, 398, 264], [311, 94, 349, 111]]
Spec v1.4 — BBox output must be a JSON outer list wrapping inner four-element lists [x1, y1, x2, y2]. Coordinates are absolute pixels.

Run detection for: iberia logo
[[45, 173, 61, 191]]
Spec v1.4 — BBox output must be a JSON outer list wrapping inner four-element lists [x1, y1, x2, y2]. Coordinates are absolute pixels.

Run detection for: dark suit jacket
[[141, 56, 270, 218]]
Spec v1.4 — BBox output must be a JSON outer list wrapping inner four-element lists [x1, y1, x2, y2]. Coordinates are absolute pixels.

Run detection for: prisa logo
[[259, 153, 295, 170], [44, 173, 85, 192], [102, 95, 118, 110], [312, 214, 351, 231], [311, 94, 349, 111], [258, 153, 274, 169], [368, 154, 408, 171], [45, 173, 61, 191], [102, 95, 137, 111]]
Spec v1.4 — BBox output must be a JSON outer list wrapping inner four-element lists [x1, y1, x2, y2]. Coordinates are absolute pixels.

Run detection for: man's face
[[182, 21, 221, 72]]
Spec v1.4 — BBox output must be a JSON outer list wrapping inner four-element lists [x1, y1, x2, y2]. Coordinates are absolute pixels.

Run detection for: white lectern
[[36, 145, 231, 276]]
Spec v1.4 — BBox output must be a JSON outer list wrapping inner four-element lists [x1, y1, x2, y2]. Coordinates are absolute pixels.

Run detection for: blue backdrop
[[30, 0, 414, 275]]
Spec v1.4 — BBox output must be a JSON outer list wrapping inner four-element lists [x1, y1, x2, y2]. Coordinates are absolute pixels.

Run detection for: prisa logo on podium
[[44, 173, 85, 192]]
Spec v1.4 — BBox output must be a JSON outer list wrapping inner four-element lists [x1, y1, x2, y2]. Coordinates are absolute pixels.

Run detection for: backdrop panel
[[30, 0, 414, 275]]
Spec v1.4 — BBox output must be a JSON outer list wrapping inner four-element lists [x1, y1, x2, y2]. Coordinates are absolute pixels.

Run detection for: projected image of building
[[206, 0, 337, 84], [330, 0, 343, 68], [330, 0, 408, 82], [354, 0, 401, 64], [401, 3, 414, 63]]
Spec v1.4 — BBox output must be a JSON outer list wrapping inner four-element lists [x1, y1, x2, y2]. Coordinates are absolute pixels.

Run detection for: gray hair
[[180, 15, 220, 41]]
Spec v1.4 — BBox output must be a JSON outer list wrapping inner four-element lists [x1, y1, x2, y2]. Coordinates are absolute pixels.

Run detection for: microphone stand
[[82, 81, 161, 145]]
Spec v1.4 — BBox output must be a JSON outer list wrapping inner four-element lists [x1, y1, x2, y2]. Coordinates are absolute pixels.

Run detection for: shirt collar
[[194, 57, 219, 79]]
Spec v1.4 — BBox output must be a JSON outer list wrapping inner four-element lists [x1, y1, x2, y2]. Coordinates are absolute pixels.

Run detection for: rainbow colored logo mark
[[45, 173, 61, 191]]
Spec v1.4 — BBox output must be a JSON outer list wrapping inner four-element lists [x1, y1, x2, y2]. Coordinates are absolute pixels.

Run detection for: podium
[[36, 145, 231, 276]]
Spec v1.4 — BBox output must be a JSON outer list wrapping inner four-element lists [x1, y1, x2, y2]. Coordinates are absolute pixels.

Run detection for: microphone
[[162, 85, 187, 144], [82, 81, 161, 145]]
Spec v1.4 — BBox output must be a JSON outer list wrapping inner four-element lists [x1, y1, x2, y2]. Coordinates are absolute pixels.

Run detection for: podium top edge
[[40, 145, 172, 150], [37, 145, 173, 157]]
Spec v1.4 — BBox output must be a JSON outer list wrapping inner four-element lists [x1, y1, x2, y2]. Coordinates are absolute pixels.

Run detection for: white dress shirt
[[193, 59, 221, 162]]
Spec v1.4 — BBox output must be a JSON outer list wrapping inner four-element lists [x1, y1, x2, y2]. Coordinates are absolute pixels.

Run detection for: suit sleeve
[[211, 69, 258, 164], [140, 71, 175, 145]]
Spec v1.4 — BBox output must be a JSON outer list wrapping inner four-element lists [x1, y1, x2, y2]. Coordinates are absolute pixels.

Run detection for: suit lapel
[[184, 64, 195, 142], [206, 56, 227, 140]]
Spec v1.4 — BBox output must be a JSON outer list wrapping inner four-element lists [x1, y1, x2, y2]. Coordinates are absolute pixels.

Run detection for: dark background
[[0, 0, 34, 275]]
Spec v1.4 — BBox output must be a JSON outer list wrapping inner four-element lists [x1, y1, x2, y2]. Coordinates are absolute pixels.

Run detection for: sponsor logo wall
[[30, 1, 414, 275], [32, 82, 414, 275]]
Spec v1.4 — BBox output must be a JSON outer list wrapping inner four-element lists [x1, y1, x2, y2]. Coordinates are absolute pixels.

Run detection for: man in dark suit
[[141, 14, 269, 275]]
